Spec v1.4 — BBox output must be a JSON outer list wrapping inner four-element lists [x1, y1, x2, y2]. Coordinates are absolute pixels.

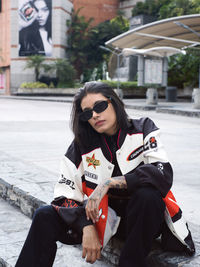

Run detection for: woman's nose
[[92, 110, 99, 118]]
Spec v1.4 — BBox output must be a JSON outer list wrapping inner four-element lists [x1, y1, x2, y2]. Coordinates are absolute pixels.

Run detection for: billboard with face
[[18, 0, 52, 56]]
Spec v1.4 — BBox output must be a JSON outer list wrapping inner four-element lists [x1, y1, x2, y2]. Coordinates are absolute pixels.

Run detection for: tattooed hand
[[85, 176, 127, 223]]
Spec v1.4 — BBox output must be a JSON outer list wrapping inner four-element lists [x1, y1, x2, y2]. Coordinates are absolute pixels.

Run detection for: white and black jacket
[[52, 117, 195, 253]]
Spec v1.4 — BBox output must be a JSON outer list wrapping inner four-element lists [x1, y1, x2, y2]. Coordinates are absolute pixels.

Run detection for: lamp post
[[99, 45, 123, 99]]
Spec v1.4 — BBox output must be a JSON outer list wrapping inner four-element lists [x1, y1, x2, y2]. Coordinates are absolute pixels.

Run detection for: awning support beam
[[134, 32, 200, 45]]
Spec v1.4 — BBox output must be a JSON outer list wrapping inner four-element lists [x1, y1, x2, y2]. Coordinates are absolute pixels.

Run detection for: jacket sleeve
[[125, 118, 173, 197], [53, 141, 93, 232]]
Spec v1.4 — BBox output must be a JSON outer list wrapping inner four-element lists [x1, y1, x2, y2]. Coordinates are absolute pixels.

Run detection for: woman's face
[[35, 0, 49, 26], [80, 93, 118, 136]]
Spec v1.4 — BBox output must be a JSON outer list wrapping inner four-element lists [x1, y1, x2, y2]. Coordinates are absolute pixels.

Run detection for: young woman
[[15, 82, 195, 267], [19, 0, 52, 56]]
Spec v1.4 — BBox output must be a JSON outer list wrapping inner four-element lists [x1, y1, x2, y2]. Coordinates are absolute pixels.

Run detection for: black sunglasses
[[79, 99, 111, 122]]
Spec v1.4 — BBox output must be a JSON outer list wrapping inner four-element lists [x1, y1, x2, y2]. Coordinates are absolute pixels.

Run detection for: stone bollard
[[192, 88, 200, 109], [146, 88, 158, 105]]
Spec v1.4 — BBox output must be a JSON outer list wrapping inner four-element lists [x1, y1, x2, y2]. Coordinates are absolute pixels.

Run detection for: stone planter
[[17, 87, 78, 95], [146, 88, 158, 105], [192, 88, 200, 109]]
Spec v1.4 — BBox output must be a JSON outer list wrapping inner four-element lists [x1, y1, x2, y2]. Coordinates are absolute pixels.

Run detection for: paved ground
[[0, 96, 200, 266]]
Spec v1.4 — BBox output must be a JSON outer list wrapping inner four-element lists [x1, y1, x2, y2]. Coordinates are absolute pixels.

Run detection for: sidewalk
[[1, 95, 200, 118], [0, 96, 200, 266]]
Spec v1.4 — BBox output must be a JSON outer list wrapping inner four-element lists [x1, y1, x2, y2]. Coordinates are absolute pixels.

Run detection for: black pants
[[15, 205, 82, 267], [118, 186, 165, 267], [15, 187, 165, 267]]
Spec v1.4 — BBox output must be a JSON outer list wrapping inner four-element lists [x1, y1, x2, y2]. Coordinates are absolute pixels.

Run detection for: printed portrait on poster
[[18, 0, 52, 56]]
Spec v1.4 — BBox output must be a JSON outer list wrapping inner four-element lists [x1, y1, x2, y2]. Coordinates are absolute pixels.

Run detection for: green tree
[[24, 55, 46, 81], [168, 47, 200, 88], [159, 0, 195, 19], [132, 0, 200, 88], [66, 9, 129, 81], [66, 8, 94, 79], [53, 58, 77, 87]]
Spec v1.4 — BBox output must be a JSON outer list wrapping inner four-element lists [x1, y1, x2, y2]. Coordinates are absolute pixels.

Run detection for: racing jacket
[[53, 117, 195, 254]]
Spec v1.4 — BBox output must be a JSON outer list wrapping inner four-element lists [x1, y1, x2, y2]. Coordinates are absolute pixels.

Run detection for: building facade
[[0, 0, 143, 95], [0, 0, 73, 94]]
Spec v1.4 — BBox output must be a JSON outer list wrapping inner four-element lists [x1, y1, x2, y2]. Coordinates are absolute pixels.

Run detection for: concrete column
[[137, 55, 144, 86], [192, 88, 200, 109], [146, 88, 158, 105], [162, 56, 168, 87]]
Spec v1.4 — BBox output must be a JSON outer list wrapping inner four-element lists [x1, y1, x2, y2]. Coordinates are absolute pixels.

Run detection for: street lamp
[[99, 45, 123, 99]]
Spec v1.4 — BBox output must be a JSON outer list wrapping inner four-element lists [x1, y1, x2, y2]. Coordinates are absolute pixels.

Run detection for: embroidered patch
[[127, 145, 144, 161], [84, 170, 98, 180], [86, 153, 100, 169], [59, 174, 75, 190], [144, 136, 158, 151]]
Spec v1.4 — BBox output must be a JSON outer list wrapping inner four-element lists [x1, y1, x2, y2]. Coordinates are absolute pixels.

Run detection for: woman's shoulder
[[128, 117, 158, 134]]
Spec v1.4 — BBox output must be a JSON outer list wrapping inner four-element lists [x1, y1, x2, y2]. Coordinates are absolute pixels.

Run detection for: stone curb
[[0, 178, 46, 219], [156, 107, 200, 118], [0, 177, 199, 267], [1, 95, 200, 117], [0, 257, 11, 267]]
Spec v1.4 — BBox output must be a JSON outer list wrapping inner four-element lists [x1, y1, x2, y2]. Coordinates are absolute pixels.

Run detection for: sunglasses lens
[[79, 110, 92, 121], [93, 101, 108, 114], [79, 100, 110, 122]]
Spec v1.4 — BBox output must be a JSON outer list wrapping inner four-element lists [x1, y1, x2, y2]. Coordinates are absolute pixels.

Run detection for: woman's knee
[[32, 205, 56, 226], [128, 186, 165, 212]]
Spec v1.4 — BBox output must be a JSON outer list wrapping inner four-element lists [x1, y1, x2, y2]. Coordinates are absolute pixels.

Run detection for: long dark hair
[[33, 0, 52, 40], [71, 81, 130, 145]]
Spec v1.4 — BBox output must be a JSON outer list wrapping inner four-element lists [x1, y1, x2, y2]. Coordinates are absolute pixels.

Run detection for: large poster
[[18, 0, 52, 56], [144, 59, 162, 84]]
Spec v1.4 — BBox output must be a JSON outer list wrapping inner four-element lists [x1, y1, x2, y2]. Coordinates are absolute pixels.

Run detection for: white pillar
[[137, 55, 144, 86], [162, 56, 168, 87], [192, 88, 200, 109], [146, 88, 158, 105]]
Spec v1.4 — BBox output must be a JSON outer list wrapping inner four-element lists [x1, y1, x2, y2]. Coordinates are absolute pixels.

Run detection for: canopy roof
[[122, 46, 186, 58], [106, 14, 200, 50]]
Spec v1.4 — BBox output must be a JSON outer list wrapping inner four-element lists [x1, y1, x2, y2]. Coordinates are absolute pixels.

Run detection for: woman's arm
[[85, 176, 127, 223]]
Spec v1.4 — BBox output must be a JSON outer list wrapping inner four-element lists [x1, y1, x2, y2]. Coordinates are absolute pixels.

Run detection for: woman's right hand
[[82, 225, 102, 264], [18, 1, 38, 31]]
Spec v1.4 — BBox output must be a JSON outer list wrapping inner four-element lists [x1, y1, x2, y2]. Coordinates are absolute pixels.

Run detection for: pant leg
[[119, 186, 165, 267], [15, 205, 82, 267]]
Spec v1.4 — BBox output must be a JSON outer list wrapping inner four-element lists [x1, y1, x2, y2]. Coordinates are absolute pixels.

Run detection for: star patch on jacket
[[86, 153, 100, 169]]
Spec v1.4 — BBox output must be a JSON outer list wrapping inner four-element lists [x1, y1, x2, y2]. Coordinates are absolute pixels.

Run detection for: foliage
[[101, 80, 139, 89], [24, 55, 46, 81], [52, 58, 76, 87], [20, 82, 48, 88], [24, 55, 76, 87], [168, 47, 200, 88], [66, 9, 129, 81], [132, 0, 200, 20], [66, 8, 94, 79], [132, 0, 200, 88]]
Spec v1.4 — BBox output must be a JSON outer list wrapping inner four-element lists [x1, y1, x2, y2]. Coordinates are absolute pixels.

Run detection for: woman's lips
[[95, 120, 105, 127]]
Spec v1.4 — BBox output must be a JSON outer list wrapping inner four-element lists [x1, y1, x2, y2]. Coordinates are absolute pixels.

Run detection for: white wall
[[119, 0, 145, 19], [10, 0, 73, 90]]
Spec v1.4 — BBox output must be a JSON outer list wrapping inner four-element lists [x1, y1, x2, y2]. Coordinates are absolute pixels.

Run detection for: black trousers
[[118, 187, 165, 267], [15, 187, 165, 267], [15, 205, 82, 267]]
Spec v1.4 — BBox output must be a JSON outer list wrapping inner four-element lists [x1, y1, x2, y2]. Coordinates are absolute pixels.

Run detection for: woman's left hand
[[85, 179, 111, 223]]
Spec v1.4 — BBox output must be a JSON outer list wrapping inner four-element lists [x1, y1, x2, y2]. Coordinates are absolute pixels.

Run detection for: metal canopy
[[122, 46, 186, 58], [105, 14, 200, 50]]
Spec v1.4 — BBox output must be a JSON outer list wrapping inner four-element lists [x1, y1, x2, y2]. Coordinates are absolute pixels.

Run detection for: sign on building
[[144, 59, 162, 84], [18, 0, 52, 56], [0, 73, 5, 90]]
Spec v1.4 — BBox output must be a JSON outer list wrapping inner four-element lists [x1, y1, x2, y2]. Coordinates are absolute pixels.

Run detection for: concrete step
[[0, 179, 200, 267], [0, 197, 112, 267]]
